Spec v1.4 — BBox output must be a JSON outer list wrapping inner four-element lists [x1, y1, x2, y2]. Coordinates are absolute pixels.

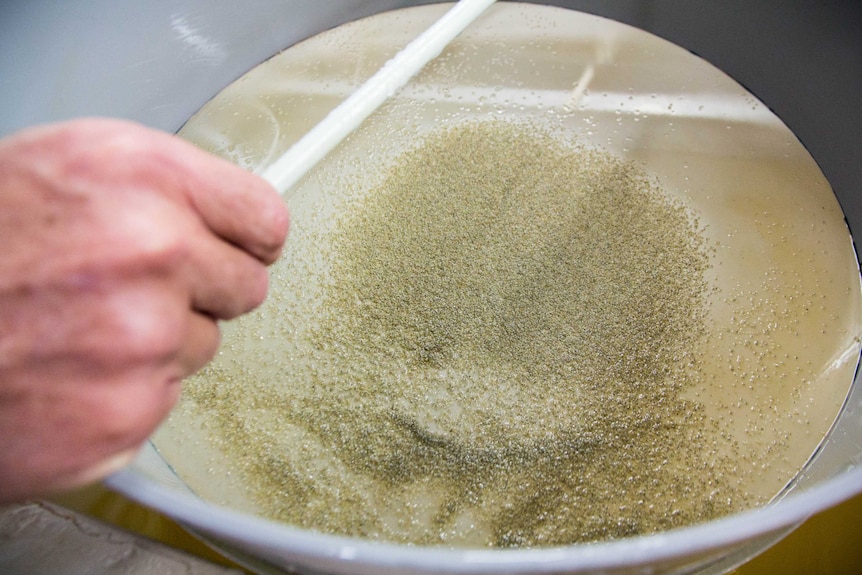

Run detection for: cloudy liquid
[[154, 4, 862, 545]]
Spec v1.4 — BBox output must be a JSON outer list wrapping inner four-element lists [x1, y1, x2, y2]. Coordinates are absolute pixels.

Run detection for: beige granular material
[[184, 120, 747, 547]]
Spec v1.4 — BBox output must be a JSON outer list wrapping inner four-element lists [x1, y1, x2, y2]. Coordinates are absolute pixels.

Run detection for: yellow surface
[[729, 491, 862, 575], [50, 484, 862, 575]]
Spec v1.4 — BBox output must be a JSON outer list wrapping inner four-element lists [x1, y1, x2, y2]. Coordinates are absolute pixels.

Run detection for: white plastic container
[[3, 2, 861, 574]]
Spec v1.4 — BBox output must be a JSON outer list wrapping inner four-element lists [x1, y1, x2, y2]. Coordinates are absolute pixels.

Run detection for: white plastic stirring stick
[[259, 0, 497, 194]]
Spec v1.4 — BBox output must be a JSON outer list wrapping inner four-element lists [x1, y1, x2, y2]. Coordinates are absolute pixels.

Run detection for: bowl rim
[[105, 457, 862, 572]]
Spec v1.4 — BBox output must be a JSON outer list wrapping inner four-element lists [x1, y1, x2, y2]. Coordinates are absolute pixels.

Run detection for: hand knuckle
[[105, 298, 185, 363]]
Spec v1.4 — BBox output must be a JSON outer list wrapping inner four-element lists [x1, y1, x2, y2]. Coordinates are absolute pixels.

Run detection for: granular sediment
[[183, 119, 749, 547]]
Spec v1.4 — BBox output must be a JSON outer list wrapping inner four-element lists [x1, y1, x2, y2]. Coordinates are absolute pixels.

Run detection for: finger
[[176, 311, 222, 376], [44, 118, 290, 265], [144, 129, 290, 265], [183, 219, 272, 319], [66, 448, 139, 489]]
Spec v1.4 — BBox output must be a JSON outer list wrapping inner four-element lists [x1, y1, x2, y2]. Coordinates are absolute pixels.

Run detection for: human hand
[[0, 118, 289, 502]]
